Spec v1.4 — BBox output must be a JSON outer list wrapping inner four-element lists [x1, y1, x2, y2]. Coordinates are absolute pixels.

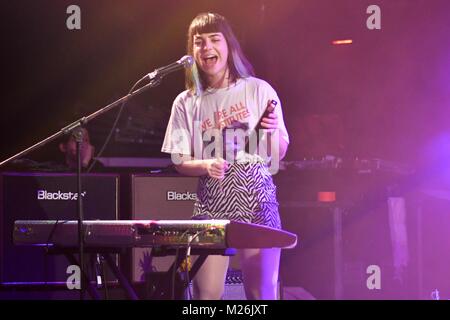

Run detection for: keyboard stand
[[145, 247, 237, 300], [48, 247, 139, 300]]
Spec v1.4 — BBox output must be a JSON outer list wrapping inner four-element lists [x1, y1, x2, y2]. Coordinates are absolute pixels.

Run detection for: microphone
[[147, 55, 194, 80]]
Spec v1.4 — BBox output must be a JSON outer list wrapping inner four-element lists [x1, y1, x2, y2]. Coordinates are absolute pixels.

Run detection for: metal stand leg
[[53, 248, 138, 300], [333, 206, 344, 300], [103, 254, 139, 300], [417, 202, 424, 299], [64, 252, 101, 300], [145, 248, 236, 300]]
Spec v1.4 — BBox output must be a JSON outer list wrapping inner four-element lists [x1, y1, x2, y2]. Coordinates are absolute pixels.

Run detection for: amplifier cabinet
[[131, 174, 199, 282], [0, 172, 119, 285]]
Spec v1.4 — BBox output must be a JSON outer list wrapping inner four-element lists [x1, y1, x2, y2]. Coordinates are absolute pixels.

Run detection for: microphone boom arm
[[0, 55, 193, 167], [0, 78, 161, 168]]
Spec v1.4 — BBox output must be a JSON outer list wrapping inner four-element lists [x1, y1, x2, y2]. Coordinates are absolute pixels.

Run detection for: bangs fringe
[[189, 13, 226, 36]]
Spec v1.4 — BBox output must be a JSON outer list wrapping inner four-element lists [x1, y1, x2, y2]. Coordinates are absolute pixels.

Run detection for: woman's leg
[[239, 248, 281, 300], [192, 255, 229, 300]]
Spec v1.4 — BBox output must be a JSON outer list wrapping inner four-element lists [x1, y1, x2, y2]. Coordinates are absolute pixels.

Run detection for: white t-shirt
[[161, 76, 289, 162]]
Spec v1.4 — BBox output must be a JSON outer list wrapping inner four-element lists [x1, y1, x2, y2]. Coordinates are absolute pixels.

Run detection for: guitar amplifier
[[131, 174, 199, 282], [0, 172, 119, 285]]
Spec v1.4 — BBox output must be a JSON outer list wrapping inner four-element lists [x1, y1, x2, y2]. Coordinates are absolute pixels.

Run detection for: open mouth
[[203, 55, 218, 66]]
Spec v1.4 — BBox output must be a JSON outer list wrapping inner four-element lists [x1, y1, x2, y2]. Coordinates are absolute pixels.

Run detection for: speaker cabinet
[[279, 204, 337, 299], [131, 174, 199, 282], [0, 172, 119, 286], [276, 169, 418, 299], [413, 195, 450, 299]]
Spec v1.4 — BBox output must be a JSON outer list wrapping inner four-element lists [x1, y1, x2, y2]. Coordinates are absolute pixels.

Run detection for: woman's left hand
[[260, 112, 278, 132]]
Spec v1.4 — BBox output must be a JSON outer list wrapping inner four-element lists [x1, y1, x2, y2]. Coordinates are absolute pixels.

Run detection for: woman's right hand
[[206, 158, 229, 179]]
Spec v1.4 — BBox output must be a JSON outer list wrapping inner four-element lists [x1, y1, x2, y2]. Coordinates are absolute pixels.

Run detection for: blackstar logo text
[[166, 191, 197, 201], [37, 189, 87, 201]]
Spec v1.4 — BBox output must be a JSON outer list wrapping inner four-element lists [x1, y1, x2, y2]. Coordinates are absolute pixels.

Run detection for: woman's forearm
[[174, 158, 213, 176]]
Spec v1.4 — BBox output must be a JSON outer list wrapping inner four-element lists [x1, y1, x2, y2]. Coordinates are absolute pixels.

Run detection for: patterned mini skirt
[[192, 161, 281, 229]]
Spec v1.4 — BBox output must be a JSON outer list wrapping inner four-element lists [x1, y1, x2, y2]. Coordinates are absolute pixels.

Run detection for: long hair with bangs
[[185, 12, 255, 95]]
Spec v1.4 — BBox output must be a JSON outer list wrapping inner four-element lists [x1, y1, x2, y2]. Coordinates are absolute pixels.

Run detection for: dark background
[[1, 0, 450, 300], [1, 0, 449, 165]]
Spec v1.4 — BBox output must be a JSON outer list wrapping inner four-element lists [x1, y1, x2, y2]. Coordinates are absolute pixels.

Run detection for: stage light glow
[[332, 39, 353, 45]]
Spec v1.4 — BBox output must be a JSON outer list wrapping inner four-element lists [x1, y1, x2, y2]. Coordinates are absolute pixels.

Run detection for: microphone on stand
[[147, 55, 194, 80]]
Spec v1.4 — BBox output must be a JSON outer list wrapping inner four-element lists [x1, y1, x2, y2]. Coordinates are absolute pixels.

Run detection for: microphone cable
[[86, 56, 192, 173], [86, 75, 157, 173]]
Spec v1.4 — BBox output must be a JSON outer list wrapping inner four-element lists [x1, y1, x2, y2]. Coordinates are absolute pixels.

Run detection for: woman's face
[[192, 32, 229, 84]]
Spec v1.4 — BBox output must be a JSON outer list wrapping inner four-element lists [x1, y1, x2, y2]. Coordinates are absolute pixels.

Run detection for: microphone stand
[[73, 126, 86, 300], [0, 76, 163, 299]]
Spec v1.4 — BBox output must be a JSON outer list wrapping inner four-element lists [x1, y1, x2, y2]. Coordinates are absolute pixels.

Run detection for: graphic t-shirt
[[161, 77, 289, 162]]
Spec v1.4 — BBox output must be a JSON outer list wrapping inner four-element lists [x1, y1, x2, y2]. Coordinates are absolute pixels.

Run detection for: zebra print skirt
[[192, 161, 282, 229]]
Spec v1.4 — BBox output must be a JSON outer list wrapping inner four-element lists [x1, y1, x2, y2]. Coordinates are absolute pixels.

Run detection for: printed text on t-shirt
[[201, 102, 250, 131]]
